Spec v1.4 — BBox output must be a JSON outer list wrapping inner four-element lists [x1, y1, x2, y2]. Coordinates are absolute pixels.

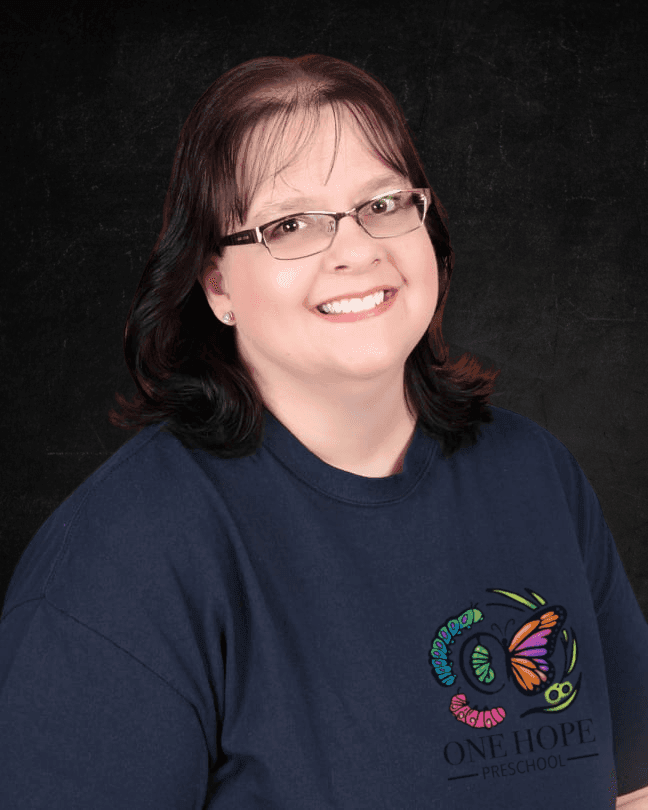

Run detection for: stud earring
[[222, 311, 235, 324]]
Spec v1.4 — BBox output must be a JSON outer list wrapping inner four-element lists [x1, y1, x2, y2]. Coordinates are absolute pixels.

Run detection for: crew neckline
[[260, 408, 438, 505]]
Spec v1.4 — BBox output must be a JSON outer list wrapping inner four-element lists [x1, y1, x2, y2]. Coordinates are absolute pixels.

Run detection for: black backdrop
[[1, 0, 647, 616]]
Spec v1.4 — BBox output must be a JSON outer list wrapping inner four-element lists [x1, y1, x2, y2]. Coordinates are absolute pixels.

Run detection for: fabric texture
[[1, 406, 647, 808]]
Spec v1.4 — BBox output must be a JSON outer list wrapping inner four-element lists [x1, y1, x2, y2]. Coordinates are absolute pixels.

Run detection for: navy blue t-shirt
[[1, 406, 647, 808]]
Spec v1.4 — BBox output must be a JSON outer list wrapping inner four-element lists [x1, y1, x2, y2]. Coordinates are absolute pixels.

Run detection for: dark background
[[1, 0, 647, 615]]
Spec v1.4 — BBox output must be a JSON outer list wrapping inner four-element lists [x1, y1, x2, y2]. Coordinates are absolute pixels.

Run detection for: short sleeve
[[0, 598, 209, 809], [557, 443, 648, 795], [595, 532, 648, 795]]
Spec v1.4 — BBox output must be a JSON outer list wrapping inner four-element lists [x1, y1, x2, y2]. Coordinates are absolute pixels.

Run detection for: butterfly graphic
[[493, 605, 567, 696]]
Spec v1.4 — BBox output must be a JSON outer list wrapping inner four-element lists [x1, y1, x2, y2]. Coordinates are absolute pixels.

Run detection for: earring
[[222, 311, 235, 324]]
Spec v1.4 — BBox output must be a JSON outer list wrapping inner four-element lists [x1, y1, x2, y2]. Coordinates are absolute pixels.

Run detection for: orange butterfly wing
[[507, 608, 566, 695]]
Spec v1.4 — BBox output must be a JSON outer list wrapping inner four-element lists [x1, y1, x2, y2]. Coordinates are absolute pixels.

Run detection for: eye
[[370, 195, 398, 215], [265, 216, 310, 243], [279, 218, 302, 233]]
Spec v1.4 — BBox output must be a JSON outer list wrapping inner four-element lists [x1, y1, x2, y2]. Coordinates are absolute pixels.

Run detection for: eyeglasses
[[219, 188, 431, 260]]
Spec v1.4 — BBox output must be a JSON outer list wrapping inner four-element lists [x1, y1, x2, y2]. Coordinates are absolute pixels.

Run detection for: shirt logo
[[429, 587, 581, 728]]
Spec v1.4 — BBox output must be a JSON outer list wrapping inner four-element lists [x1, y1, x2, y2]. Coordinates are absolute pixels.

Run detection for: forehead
[[238, 105, 406, 218]]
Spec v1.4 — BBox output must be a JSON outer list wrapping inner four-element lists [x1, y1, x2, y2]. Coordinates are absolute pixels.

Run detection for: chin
[[329, 352, 409, 381]]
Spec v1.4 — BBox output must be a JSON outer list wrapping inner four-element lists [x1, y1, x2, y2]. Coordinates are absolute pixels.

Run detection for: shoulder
[[1, 424, 248, 714], [53, 422, 223, 542], [486, 405, 561, 445], [471, 406, 604, 526], [470, 405, 577, 469], [461, 405, 596, 507], [3, 424, 236, 617]]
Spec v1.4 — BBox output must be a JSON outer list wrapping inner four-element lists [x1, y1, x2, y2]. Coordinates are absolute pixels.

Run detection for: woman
[[1, 55, 646, 809]]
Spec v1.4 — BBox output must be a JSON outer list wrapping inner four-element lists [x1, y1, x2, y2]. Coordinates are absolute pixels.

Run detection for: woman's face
[[202, 108, 439, 397]]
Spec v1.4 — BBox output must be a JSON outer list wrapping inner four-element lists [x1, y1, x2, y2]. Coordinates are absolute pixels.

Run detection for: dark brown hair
[[109, 54, 499, 458]]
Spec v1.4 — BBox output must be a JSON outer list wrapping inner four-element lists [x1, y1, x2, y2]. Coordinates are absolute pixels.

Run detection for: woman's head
[[110, 55, 498, 456], [200, 101, 440, 410]]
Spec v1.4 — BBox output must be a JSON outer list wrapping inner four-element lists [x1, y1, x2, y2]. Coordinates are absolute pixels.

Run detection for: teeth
[[319, 290, 386, 314]]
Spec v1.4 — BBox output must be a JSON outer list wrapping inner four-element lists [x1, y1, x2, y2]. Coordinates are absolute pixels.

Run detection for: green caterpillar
[[429, 608, 483, 687]]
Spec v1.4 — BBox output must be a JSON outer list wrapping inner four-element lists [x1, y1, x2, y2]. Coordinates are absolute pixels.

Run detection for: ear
[[200, 255, 233, 320]]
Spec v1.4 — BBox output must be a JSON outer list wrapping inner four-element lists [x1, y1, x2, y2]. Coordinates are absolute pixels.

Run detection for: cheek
[[275, 267, 300, 289], [416, 239, 439, 299], [431, 257, 440, 299], [225, 259, 278, 318], [245, 263, 311, 318], [232, 270, 296, 325], [427, 240, 440, 292], [415, 249, 440, 327]]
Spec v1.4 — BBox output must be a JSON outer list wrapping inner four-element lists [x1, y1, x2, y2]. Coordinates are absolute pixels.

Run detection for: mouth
[[315, 287, 398, 315]]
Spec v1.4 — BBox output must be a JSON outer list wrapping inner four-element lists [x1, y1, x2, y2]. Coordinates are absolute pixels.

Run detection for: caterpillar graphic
[[429, 607, 483, 687], [449, 693, 507, 729]]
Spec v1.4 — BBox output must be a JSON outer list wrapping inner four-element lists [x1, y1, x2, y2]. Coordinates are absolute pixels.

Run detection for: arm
[[553, 444, 648, 798], [618, 784, 648, 808], [0, 598, 209, 809], [596, 550, 648, 797]]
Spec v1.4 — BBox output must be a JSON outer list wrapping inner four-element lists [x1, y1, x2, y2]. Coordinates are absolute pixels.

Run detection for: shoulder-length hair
[[109, 54, 500, 459]]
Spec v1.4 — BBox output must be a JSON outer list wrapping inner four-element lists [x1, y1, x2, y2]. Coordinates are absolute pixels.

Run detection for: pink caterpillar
[[449, 694, 506, 729]]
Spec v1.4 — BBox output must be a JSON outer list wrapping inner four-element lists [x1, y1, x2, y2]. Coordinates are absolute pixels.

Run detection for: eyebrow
[[251, 173, 407, 221]]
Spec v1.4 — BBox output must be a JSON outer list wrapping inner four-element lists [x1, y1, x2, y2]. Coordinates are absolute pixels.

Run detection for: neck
[[256, 369, 417, 478]]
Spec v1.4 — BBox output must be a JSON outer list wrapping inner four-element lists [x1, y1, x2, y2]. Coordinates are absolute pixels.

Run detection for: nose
[[326, 212, 381, 268]]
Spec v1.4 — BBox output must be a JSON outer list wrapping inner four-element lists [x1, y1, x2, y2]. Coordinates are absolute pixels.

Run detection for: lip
[[312, 285, 398, 310], [311, 288, 399, 323]]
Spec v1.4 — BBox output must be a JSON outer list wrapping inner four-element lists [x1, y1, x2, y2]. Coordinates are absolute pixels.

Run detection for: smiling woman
[[107, 54, 498, 469], [197, 106, 442, 475], [1, 55, 647, 809]]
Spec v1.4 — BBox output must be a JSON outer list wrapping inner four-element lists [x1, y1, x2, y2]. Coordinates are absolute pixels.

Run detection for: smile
[[316, 288, 397, 315], [312, 287, 399, 323]]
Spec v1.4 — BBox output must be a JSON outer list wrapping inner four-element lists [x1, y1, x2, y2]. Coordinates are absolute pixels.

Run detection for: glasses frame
[[218, 188, 431, 260]]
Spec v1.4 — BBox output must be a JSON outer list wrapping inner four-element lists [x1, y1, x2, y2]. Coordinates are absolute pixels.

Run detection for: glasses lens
[[261, 191, 428, 260], [359, 190, 427, 238], [264, 214, 335, 260]]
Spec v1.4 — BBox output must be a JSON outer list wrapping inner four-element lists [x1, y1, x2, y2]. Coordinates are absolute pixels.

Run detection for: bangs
[[222, 94, 412, 232]]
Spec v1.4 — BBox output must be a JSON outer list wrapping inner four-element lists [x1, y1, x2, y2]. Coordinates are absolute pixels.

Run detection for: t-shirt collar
[[260, 408, 437, 504]]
